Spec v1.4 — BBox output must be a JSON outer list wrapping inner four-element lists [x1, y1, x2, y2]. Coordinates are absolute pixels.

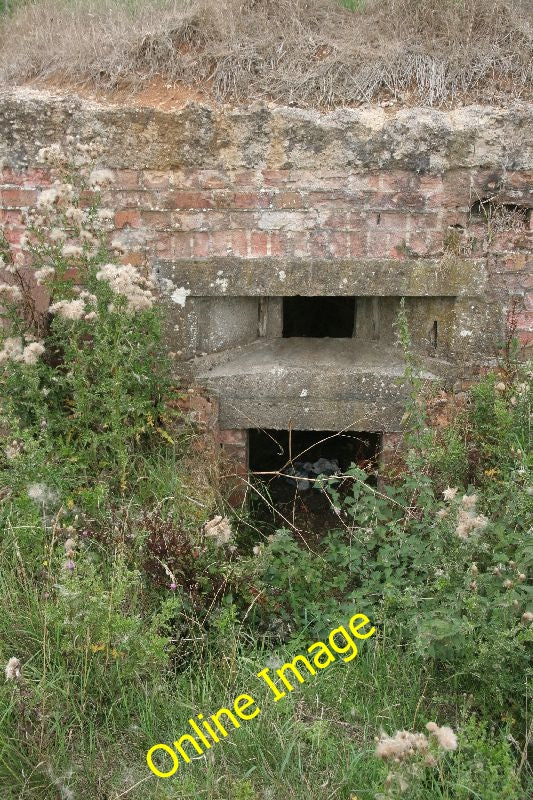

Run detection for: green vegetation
[[0, 153, 532, 798]]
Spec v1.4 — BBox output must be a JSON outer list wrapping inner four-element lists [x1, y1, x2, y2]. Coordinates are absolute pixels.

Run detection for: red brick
[[218, 428, 247, 446], [142, 171, 170, 190], [192, 232, 209, 258], [274, 191, 302, 209], [262, 170, 290, 187], [141, 210, 172, 229], [234, 170, 260, 187], [330, 231, 349, 258], [379, 170, 419, 192], [285, 231, 309, 258], [164, 191, 214, 210], [115, 209, 142, 229], [234, 192, 271, 209], [209, 231, 232, 255], [232, 231, 248, 256], [308, 231, 330, 258], [366, 232, 391, 257], [170, 233, 192, 258], [114, 170, 140, 189], [193, 170, 228, 189], [515, 312, 533, 331], [347, 232, 365, 257], [250, 232, 268, 257], [374, 211, 409, 232], [0, 188, 37, 207], [269, 232, 285, 256]]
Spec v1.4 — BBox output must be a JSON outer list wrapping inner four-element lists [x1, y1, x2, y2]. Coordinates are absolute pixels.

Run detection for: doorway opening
[[282, 296, 356, 337]]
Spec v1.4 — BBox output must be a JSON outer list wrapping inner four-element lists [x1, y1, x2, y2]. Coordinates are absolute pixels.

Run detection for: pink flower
[[170, 582, 177, 590], [63, 559, 75, 571]]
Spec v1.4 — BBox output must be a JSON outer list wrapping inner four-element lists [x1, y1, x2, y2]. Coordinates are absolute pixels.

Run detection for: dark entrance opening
[[282, 296, 356, 337], [248, 428, 380, 532]]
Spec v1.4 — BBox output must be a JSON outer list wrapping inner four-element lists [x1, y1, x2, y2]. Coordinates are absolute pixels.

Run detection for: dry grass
[[0, 0, 531, 107]]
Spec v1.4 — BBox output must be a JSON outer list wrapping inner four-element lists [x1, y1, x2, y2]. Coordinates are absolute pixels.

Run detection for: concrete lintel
[[156, 256, 486, 297]]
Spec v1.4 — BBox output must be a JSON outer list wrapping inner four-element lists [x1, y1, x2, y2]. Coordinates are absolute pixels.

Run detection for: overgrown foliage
[[0, 0, 531, 106], [0, 158, 531, 798]]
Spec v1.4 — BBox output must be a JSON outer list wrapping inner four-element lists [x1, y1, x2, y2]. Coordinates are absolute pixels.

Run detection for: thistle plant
[[0, 140, 171, 494]]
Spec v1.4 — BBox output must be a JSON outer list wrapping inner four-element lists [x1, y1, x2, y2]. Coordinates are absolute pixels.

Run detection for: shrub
[[0, 142, 171, 495]]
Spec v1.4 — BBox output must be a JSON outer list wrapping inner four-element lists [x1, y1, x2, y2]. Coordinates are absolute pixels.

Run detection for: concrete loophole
[[248, 428, 381, 527], [282, 296, 356, 337]]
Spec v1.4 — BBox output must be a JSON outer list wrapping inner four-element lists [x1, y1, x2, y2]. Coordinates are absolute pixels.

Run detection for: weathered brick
[[233, 170, 260, 187], [379, 170, 419, 192], [366, 231, 391, 257], [141, 210, 172, 229], [330, 231, 349, 258], [347, 232, 365, 257], [218, 428, 247, 446], [165, 191, 214, 210], [373, 211, 409, 232], [170, 233, 192, 258], [115, 209, 142, 229], [193, 170, 228, 189], [308, 231, 330, 258], [250, 231, 268, 257], [274, 191, 302, 209], [269, 232, 285, 256], [209, 231, 232, 255], [232, 231, 248, 257], [192, 232, 209, 257], [285, 231, 309, 258], [142, 171, 170, 190], [515, 311, 533, 331], [262, 170, 290, 187], [233, 192, 271, 209], [114, 170, 140, 189], [0, 188, 37, 207]]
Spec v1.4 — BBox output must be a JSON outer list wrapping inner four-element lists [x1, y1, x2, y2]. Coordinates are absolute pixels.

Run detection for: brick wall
[[1, 163, 531, 348]]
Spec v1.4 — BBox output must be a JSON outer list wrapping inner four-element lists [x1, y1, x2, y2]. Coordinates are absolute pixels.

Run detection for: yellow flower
[[66, 498, 75, 509], [156, 427, 174, 445], [42, 560, 48, 567], [91, 643, 106, 653], [484, 468, 498, 477], [111, 648, 124, 659]]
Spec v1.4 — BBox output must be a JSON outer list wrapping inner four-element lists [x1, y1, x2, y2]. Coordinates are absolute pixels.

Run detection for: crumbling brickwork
[[1, 89, 532, 482]]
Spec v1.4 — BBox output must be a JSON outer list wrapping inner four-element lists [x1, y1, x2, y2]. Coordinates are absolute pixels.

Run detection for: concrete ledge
[[157, 255, 486, 297], [193, 338, 453, 431]]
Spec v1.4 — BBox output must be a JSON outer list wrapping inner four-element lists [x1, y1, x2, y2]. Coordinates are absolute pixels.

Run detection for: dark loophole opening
[[470, 199, 529, 227], [248, 428, 380, 531], [282, 296, 356, 337]]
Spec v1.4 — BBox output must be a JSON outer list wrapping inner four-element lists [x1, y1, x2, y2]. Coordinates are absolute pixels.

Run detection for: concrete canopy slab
[[193, 338, 452, 431], [157, 256, 486, 297]]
